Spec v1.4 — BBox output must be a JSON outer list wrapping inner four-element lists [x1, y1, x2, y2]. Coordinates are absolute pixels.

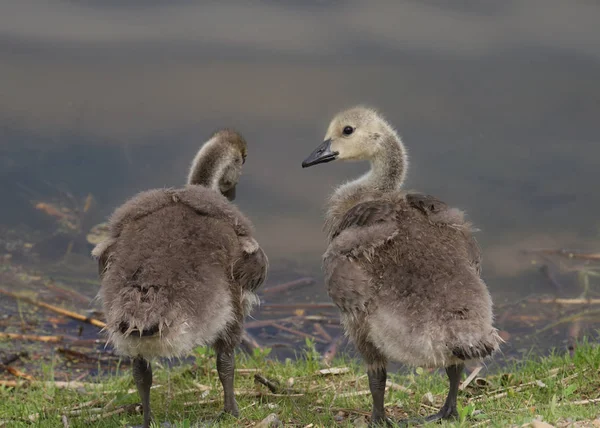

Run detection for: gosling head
[[187, 129, 248, 201], [302, 106, 399, 168]]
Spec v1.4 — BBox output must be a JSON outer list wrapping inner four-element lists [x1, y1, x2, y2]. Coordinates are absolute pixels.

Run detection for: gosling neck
[[362, 134, 407, 192], [187, 141, 231, 191]]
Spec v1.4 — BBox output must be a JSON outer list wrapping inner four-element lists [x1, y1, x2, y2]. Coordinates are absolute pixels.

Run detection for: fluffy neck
[[363, 135, 406, 192], [335, 134, 406, 198], [187, 139, 231, 191], [325, 134, 407, 240]]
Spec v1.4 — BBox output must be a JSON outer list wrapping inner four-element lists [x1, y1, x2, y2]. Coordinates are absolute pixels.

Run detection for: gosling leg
[[424, 363, 464, 422], [367, 366, 393, 426], [132, 356, 153, 428], [216, 350, 239, 416]]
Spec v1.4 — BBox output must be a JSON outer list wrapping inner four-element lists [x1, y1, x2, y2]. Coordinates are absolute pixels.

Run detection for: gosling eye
[[342, 126, 354, 136]]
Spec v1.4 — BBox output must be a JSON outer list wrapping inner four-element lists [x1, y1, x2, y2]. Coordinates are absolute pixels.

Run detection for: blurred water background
[[1, 1, 600, 373]]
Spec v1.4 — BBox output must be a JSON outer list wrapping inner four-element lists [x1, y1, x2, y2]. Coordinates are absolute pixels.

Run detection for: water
[[1, 1, 600, 370]]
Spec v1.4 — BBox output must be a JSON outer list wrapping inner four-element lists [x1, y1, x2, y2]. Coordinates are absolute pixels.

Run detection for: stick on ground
[[0, 288, 106, 328]]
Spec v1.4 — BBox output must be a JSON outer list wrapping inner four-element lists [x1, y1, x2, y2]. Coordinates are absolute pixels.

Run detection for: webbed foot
[[424, 402, 458, 423], [369, 414, 396, 426]]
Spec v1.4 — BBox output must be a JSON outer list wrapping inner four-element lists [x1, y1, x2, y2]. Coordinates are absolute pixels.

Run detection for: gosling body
[[94, 130, 267, 427], [303, 107, 501, 425]]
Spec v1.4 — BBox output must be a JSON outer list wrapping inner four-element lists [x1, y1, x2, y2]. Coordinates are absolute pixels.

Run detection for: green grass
[[1, 340, 600, 427]]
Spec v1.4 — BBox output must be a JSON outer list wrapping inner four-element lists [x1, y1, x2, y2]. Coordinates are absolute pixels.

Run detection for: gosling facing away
[[93, 130, 267, 428], [302, 107, 501, 425]]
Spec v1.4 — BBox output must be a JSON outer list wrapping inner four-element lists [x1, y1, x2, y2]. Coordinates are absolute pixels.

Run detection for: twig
[[0, 332, 66, 343], [562, 397, 600, 406], [323, 335, 343, 366], [0, 364, 35, 381], [254, 374, 299, 395], [241, 329, 262, 352], [62, 399, 102, 412], [0, 288, 106, 328], [337, 389, 377, 398], [0, 380, 103, 390], [386, 380, 410, 393], [313, 323, 333, 342], [469, 376, 555, 403], [317, 367, 350, 376], [533, 298, 600, 305], [459, 366, 483, 390], [245, 319, 292, 329], [303, 315, 340, 325], [85, 404, 140, 423], [523, 248, 600, 261], [44, 282, 90, 305], [533, 308, 600, 336], [58, 348, 99, 363], [61, 415, 69, 428], [313, 406, 371, 417], [254, 374, 281, 394], [210, 368, 259, 375], [262, 277, 315, 295], [270, 323, 328, 344]]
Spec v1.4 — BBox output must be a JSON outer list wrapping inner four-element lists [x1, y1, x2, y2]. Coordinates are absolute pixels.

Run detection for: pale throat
[[361, 137, 406, 192], [188, 144, 231, 191]]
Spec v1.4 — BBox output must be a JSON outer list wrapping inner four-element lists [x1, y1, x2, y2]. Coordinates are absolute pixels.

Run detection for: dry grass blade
[[563, 398, 600, 406], [317, 367, 350, 376], [386, 380, 410, 393], [459, 366, 483, 390], [84, 404, 140, 423], [336, 389, 373, 398]]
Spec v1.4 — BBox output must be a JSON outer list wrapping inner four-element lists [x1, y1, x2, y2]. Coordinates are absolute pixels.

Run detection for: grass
[[1, 339, 600, 427]]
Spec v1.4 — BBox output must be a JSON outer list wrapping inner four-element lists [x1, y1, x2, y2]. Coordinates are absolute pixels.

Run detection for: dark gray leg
[[367, 366, 393, 426], [216, 351, 239, 417], [425, 363, 464, 422], [132, 356, 152, 428]]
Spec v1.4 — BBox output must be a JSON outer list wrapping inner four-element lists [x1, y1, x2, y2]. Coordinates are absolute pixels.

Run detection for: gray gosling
[[302, 107, 501, 426], [93, 130, 268, 428]]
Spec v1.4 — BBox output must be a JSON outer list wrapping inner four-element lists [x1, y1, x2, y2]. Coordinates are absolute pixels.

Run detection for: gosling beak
[[223, 186, 236, 201], [302, 139, 339, 168]]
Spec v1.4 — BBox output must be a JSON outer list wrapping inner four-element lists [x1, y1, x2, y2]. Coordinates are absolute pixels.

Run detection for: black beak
[[302, 139, 339, 168], [223, 185, 236, 201]]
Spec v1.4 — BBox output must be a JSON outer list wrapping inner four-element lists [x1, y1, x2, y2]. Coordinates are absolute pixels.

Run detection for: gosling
[[302, 107, 501, 425], [93, 130, 268, 428]]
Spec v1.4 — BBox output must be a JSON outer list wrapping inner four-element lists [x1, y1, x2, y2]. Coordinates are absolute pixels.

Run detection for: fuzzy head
[[302, 106, 398, 167], [188, 129, 248, 201]]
